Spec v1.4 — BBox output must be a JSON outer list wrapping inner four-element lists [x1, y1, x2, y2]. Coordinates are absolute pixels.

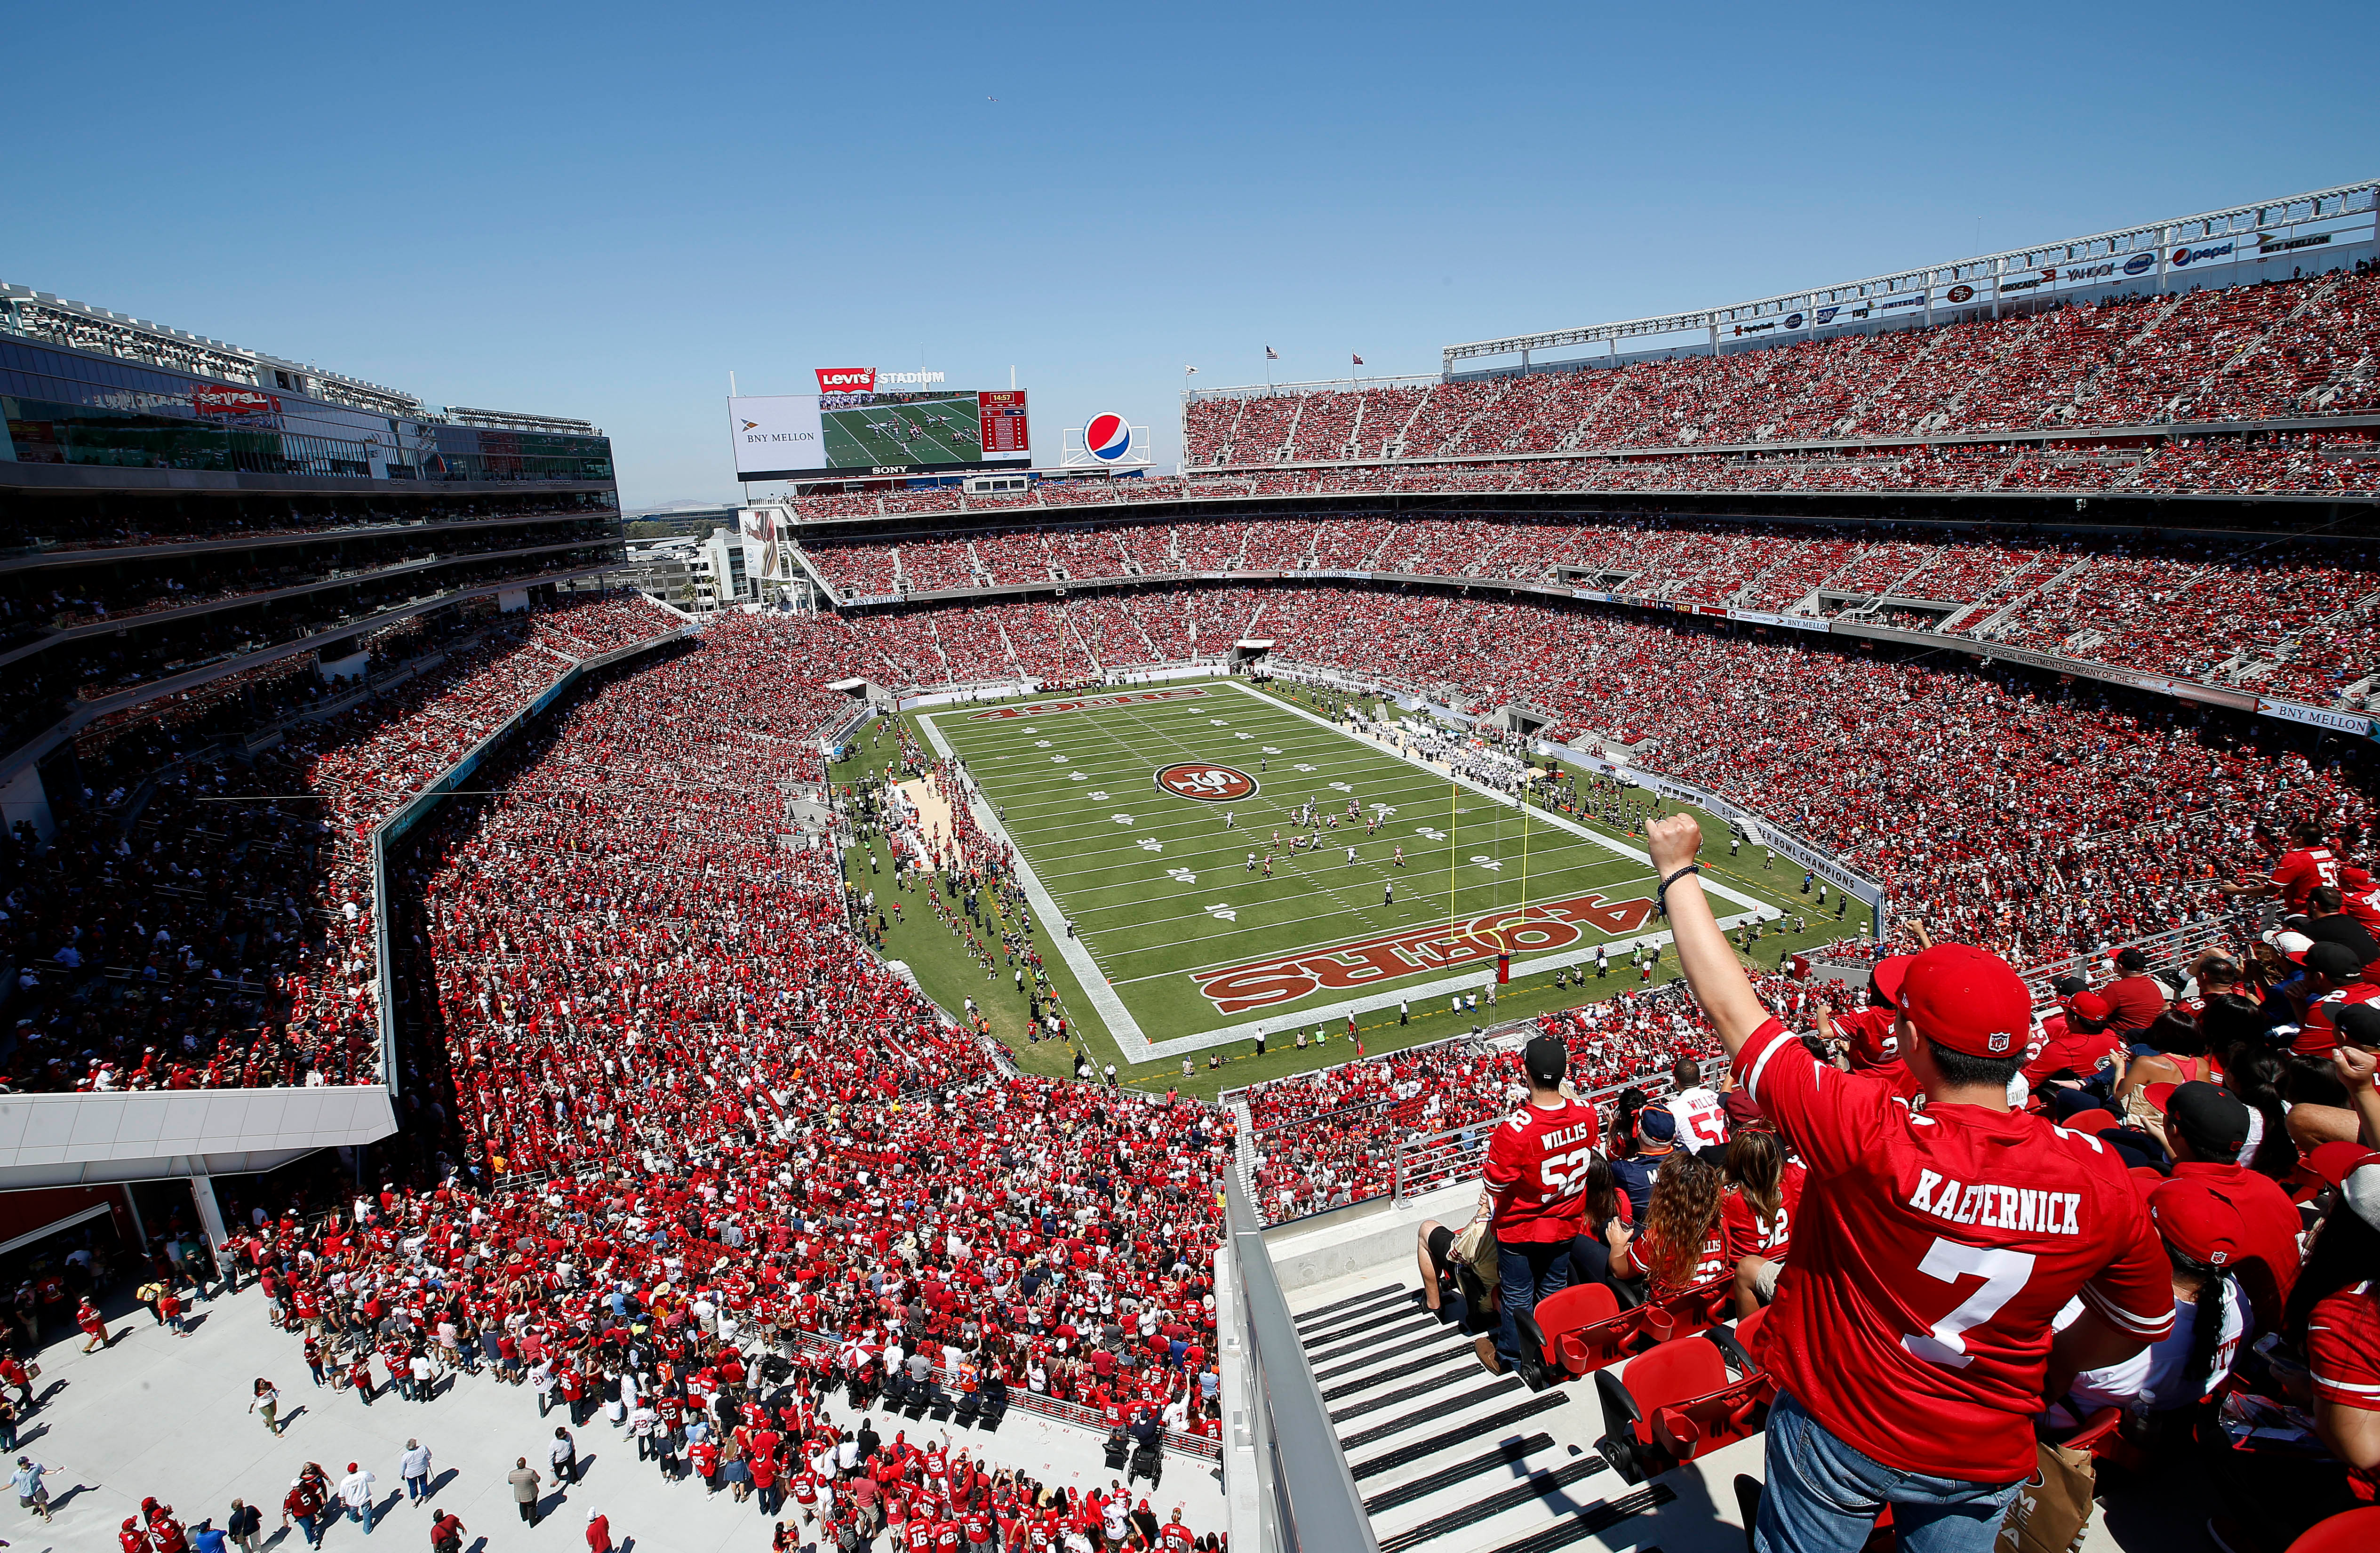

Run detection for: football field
[[822, 395, 982, 469], [916, 679, 1772, 1058]]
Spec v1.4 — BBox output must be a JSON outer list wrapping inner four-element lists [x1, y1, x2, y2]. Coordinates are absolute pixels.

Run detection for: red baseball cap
[[2146, 1178, 2246, 1268], [1870, 956, 1914, 1005], [2067, 991, 2113, 1023], [2302, 1141, 2380, 1189], [1894, 943, 2033, 1058]]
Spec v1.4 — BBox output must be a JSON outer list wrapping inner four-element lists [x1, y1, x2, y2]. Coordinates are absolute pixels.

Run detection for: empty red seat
[[1517, 1283, 1643, 1381], [1596, 1329, 1772, 1483]]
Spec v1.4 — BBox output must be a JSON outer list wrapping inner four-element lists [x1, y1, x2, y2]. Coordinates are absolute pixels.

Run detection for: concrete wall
[[0, 1085, 398, 1191]]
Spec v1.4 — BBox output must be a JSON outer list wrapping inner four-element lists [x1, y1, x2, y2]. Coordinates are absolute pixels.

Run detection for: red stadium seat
[[1517, 1283, 1642, 1380], [1595, 1329, 1771, 1483], [1640, 1270, 1734, 1345]]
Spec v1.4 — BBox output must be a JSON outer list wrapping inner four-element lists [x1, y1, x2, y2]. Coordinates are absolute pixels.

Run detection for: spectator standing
[[1648, 812, 2174, 1553], [1475, 1034, 1599, 1377], [249, 1379, 282, 1436], [588, 1508, 615, 1553], [552, 1424, 580, 1484], [226, 1499, 262, 1553], [11, 1456, 53, 1521], [337, 1462, 376, 1534], [509, 1458, 543, 1526], [399, 1440, 432, 1504], [281, 1476, 326, 1548], [1668, 1057, 1730, 1152]]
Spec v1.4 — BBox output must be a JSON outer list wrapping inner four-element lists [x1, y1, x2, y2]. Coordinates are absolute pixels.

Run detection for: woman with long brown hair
[[1722, 1128, 1806, 1316], [1606, 1152, 1726, 1304]]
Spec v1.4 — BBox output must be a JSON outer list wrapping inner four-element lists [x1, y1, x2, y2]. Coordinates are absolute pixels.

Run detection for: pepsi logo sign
[[1085, 414, 1132, 461], [1155, 762, 1256, 803]]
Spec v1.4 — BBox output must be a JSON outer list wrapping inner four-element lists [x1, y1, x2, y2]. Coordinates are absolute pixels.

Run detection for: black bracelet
[[1656, 864, 1702, 916]]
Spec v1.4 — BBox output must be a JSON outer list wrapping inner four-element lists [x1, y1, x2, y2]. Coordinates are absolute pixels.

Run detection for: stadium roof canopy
[[1441, 178, 2380, 370]]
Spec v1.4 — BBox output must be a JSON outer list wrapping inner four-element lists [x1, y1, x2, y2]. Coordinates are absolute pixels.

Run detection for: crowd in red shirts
[[794, 516, 2380, 705], [202, 613, 1232, 1541], [0, 592, 682, 1096], [1182, 270, 2380, 465]]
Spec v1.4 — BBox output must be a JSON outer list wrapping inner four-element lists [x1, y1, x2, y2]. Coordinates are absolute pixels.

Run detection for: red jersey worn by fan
[[2273, 844, 2342, 913], [1722, 1160, 1807, 1260], [2300, 983, 2380, 1059], [2308, 1279, 2380, 1502], [2338, 864, 2380, 930], [1483, 1097, 1601, 1241], [1734, 1014, 2173, 1482], [2021, 1011, 2121, 1088]]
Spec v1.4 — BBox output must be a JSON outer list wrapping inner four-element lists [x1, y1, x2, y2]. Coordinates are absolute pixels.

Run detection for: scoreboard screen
[[730, 388, 1032, 480], [978, 391, 1029, 456]]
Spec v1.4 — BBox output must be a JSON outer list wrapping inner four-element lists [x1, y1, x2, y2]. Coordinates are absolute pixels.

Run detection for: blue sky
[[7, 1, 2375, 508]]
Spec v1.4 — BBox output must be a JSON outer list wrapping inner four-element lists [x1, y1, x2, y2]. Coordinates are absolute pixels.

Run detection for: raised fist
[[1647, 812, 1703, 876]]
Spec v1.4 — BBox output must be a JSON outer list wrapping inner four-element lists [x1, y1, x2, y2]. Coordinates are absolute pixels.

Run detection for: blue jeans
[[1755, 1391, 2023, 1553], [1493, 1237, 1572, 1371]]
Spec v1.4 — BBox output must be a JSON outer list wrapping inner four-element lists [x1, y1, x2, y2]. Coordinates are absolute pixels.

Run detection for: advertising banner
[[192, 385, 281, 416], [2256, 697, 2380, 737], [730, 396, 826, 478]]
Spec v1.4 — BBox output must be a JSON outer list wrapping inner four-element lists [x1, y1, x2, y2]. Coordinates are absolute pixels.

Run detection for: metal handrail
[[1224, 1171, 1381, 1553]]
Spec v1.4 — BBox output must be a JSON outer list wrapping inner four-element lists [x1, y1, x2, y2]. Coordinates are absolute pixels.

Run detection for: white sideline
[[918, 680, 1773, 1063]]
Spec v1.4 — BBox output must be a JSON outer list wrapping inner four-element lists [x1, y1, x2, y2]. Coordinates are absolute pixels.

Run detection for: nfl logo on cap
[[1988, 1030, 2011, 1054], [1085, 414, 1131, 461]]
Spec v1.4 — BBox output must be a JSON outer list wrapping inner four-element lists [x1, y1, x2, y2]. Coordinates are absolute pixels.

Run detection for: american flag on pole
[[1264, 346, 1278, 360], [1352, 354, 1364, 366]]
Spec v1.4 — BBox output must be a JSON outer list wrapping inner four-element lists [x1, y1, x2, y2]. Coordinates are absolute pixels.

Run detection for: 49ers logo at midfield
[[1155, 762, 1257, 803]]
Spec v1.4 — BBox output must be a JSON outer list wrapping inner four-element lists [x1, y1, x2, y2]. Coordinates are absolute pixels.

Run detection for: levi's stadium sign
[[814, 367, 950, 393]]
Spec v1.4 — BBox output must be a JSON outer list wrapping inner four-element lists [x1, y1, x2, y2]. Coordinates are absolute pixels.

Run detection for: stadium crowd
[[193, 613, 1238, 1519], [1184, 271, 2380, 464], [0, 592, 682, 1096], [793, 518, 2380, 706]]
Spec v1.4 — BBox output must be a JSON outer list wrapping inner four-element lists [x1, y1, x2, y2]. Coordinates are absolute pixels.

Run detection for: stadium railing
[[769, 1324, 1222, 1462], [1222, 1170, 1381, 1553], [2013, 912, 2241, 998]]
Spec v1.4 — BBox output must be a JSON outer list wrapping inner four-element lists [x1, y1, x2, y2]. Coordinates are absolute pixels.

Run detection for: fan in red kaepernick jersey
[[1644, 813, 2173, 1553]]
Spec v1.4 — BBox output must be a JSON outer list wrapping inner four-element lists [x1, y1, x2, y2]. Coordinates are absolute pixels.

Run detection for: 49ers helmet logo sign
[[1155, 762, 1257, 803]]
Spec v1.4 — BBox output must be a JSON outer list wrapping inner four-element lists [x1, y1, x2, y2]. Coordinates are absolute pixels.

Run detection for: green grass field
[[822, 395, 982, 469], [917, 679, 1777, 1055], [836, 680, 1871, 1098]]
